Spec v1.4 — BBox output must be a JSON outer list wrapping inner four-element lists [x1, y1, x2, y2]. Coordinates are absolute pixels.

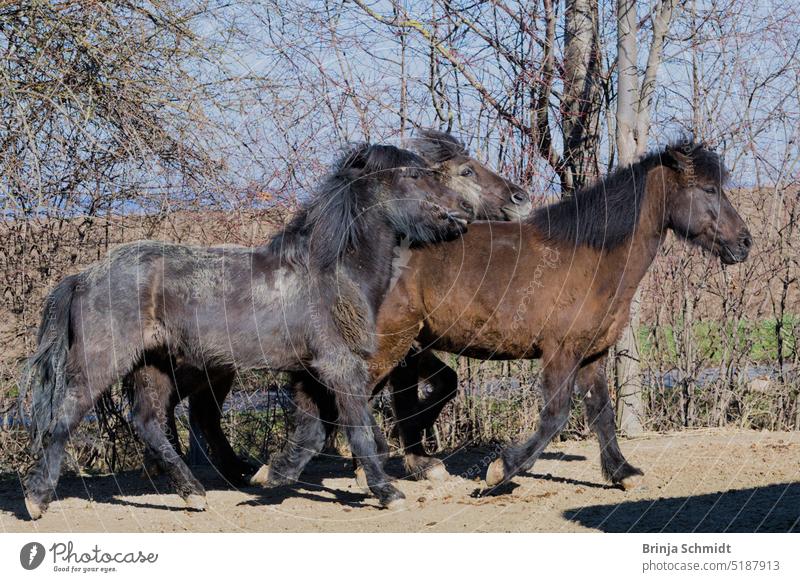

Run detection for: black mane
[[410, 129, 469, 163], [269, 143, 429, 267], [529, 139, 727, 250]]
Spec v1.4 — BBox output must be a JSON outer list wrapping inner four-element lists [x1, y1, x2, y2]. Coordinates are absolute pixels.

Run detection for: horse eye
[[703, 186, 717, 194], [460, 167, 474, 177]]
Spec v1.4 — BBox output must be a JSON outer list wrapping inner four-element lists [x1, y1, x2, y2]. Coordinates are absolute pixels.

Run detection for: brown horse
[[273, 139, 751, 491], [408, 129, 532, 221], [134, 129, 532, 484]]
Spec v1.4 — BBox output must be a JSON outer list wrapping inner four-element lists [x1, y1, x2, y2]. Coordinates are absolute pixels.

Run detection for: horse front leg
[[486, 352, 579, 488], [352, 412, 392, 492], [189, 369, 259, 484], [415, 351, 459, 435], [316, 351, 405, 509], [577, 357, 643, 490]]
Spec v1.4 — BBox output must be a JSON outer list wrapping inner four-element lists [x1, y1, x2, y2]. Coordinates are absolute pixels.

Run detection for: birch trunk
[[614, 0, 677, 435], [562, 0, 601, 191], [614, 0, 644, 435]]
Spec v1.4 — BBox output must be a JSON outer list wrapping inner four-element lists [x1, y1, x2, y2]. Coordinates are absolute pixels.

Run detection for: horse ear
[[413, 129, 468, 163], [664, 144, 693, 173]]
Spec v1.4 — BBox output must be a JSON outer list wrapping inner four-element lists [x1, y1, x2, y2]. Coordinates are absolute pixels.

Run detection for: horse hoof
[[485, 458, 506, 488], [405, 455, 450, 482], [25, 498, 44, 521], [619, 474, 643, 491], [354, 466, 369, 493], [385, 497, 406, 511], [240, 462, 260, 479], [424, 462, 450, 482], [249, 464, 271, 486], [185, 494, 207, 511]]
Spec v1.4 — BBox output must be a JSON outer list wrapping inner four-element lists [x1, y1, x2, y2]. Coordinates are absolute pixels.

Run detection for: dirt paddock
[[2, 429, 798, 533]]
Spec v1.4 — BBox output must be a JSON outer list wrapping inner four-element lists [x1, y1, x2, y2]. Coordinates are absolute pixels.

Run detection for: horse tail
[[20, 273, 81, 451]]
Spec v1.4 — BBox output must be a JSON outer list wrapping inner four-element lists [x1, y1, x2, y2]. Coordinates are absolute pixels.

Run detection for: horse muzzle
[[719, 231, 752, 264], [447, 210, 471, 229], [502, 201, 533, 221]]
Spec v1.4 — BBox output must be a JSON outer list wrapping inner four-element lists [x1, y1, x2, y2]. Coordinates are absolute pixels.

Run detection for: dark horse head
[[299, 143, 471, 267], [531, 138, 751, 265], [410, 129, 532, 221], [661, 140, 752, 264]]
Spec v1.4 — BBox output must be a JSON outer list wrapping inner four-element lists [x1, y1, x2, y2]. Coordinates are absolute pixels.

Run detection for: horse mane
[[269, 143, 429, 268], [409, 129, 469, 164], [529, 138, 727, 250]]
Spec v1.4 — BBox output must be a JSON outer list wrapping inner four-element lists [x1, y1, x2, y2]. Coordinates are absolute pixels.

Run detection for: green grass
[[638, 315, 798, 365]]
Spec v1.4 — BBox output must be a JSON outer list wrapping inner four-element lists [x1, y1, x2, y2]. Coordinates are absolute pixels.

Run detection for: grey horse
[[21, 143, 473, 519]]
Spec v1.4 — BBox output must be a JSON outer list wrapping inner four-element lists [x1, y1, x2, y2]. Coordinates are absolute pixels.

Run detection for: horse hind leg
[[578, 358, 643, 490], [24, 379, 104, 520], [389, 355, 449, 482], [131, 367, 206, 510], [139, 369, 182, 478], [164, 390, 182, 455], [250, 371, 328, 487]]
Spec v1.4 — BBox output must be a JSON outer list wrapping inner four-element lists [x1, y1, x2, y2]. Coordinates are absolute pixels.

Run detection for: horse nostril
[[511, 191, 528, 205], [741, 232, 752, 249], [460, 200, 475, 215]]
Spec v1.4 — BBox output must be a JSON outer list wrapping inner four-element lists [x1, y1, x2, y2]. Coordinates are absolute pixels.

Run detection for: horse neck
[[604, 167, 671, 303], [327, 210, 398, 308]]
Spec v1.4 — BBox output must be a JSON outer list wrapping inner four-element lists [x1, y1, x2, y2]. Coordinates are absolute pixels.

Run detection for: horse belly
[[421, 319, 542, 360], [192, 312, 305, 369], [185, 270, 311, 370]]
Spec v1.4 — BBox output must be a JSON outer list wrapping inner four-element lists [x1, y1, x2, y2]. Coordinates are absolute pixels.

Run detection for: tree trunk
[[615, 0, 639, 166], [562, 0, 602, 191], [635, 0, 676, 154], [614, 0, 644, 435], [613, 0, 677, 435]]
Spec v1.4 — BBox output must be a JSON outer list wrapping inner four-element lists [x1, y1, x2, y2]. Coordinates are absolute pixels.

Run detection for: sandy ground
[[2, 429, 798, 533]]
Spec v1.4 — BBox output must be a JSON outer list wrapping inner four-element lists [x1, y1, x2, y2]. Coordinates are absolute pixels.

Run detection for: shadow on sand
[[0, 454, 374, 519], [0, 447, 590, 520], [564, 482, 800, 532]]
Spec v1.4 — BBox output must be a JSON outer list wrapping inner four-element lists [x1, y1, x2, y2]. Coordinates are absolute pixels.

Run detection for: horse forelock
[[340, 142, 428, 182], [662, 138, 729, 185]]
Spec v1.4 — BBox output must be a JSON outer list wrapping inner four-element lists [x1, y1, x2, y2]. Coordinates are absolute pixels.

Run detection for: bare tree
[[613, 0, 678, 435], [2, 0, 799, 472], [562, 0, 602, 189], [350, 0, 609, 192]]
